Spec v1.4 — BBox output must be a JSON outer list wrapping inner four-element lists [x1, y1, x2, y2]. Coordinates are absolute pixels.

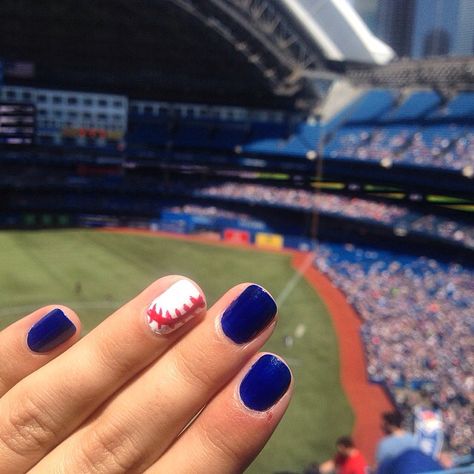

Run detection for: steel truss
[[168, 0, 325, 99]]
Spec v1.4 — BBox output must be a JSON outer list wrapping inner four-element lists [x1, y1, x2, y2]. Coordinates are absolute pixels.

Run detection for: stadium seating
[[129, 88, 474, 175], [346, 89, 397, 123], [1, 169, 472, 249], [314, 241, 473, 455], [2, 84, 473, 176], [128, 111, 319, 158], [382, 90, 442, 121], [195, 182, 474, 249], [321, 88, 474, 175], [429, 91, 474, 119]]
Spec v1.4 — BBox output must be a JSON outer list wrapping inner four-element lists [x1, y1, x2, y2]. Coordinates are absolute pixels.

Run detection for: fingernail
[[147, 279, 205, 335], [239, 354, 291, 411], [221, 284, 277, 344], [27, 308, 77, 353]]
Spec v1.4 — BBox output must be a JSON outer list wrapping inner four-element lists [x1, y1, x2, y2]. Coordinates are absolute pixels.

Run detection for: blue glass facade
[[375, 0, 474, 58]]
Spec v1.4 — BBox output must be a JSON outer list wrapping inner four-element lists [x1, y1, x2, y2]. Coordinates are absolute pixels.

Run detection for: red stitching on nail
[[148, 292, 205, 330]]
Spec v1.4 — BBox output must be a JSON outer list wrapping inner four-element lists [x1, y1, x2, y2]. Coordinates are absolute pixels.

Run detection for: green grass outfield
[[0, 229, 353, 473]]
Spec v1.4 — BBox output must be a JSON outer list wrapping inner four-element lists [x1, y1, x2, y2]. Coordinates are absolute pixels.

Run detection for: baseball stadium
[[0, 1, 473, 473]]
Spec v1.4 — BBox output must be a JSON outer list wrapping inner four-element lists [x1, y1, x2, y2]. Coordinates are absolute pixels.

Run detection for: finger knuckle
[[198, 421, 243, 467], [172, 346, 215, 390], [79, 422, 142, 473], [0, 370, 11, 396], [0, 344, 17, 395], [94, 334, 138, 378], [0, 392, 59, 456]]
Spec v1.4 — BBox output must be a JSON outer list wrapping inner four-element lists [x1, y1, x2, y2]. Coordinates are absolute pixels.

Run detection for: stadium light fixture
[[462, 166, 473, 178]]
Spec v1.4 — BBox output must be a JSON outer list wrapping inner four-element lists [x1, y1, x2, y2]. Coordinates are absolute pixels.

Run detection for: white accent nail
[[146, 280, 205, 335]]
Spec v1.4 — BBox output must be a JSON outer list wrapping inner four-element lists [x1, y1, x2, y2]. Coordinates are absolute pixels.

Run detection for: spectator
[[377, 449, 443, 474], [319, 436, 368, 474], [376, 411, 419, 466]]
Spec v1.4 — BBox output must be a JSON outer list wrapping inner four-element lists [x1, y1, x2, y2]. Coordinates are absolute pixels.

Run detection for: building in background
[[374, 0, 417, 58], [373, 0, 474, 58], [411, 0, 474, 58], [456, 0, 474, 56]]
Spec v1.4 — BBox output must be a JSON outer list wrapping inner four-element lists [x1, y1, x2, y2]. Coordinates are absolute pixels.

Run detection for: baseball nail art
[[147, 279, 205, 335]]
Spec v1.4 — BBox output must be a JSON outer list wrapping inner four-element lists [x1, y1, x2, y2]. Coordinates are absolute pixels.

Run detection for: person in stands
[[376, 411, 418, 466], [319, 436, 368, 474]]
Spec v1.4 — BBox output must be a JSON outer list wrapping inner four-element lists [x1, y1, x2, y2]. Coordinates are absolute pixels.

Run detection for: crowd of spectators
[[199, 182, 408, 224], [197, 182, 474, 249], [410, 215, 474, 248], [314, 242, 474, 455], [5, 164, 474, 249], [166, 204, 253, 221], [327, 126, 474, 174]]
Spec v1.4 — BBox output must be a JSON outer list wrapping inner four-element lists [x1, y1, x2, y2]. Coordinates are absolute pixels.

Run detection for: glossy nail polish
[[239, 354, 291, 411], [147, 279, 205, 335], [221, 285, 277, 344], [27, 308, 77, 353]]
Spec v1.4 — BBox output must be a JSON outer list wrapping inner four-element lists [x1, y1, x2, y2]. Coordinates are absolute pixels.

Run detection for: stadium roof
[[282, 0, 395, 65], [0, 0, 394, 109]]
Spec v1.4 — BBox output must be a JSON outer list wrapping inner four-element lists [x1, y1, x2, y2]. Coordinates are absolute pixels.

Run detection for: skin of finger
[[0, 305, 81, 397], [147, 352, 294, 474], [0, 275, 206, 473], [33, 283, 277, 474]]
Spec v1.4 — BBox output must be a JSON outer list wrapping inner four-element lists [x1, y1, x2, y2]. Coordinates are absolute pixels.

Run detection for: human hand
[[0, 276, 293, 473]]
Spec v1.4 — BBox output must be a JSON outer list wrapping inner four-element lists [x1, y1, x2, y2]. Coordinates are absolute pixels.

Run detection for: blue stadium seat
[[382, 90, 441, 121], [347, 89, 397, 123], [429, 92, 474, 119]]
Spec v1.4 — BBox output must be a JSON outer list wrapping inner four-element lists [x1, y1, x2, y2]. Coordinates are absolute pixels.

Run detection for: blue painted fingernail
[[221, 285, 277, 344], [27, 308, 76, 353], [239, 354, 291, 411]]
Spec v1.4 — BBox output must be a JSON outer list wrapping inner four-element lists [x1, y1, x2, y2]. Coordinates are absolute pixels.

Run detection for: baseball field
[[0, 229, 354, 473]]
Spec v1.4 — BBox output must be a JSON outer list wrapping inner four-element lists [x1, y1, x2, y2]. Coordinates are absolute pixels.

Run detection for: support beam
[[167, 0, 326, 99]]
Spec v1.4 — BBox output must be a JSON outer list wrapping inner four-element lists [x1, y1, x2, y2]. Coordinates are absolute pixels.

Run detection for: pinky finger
[[147, 353, 293, 474]]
